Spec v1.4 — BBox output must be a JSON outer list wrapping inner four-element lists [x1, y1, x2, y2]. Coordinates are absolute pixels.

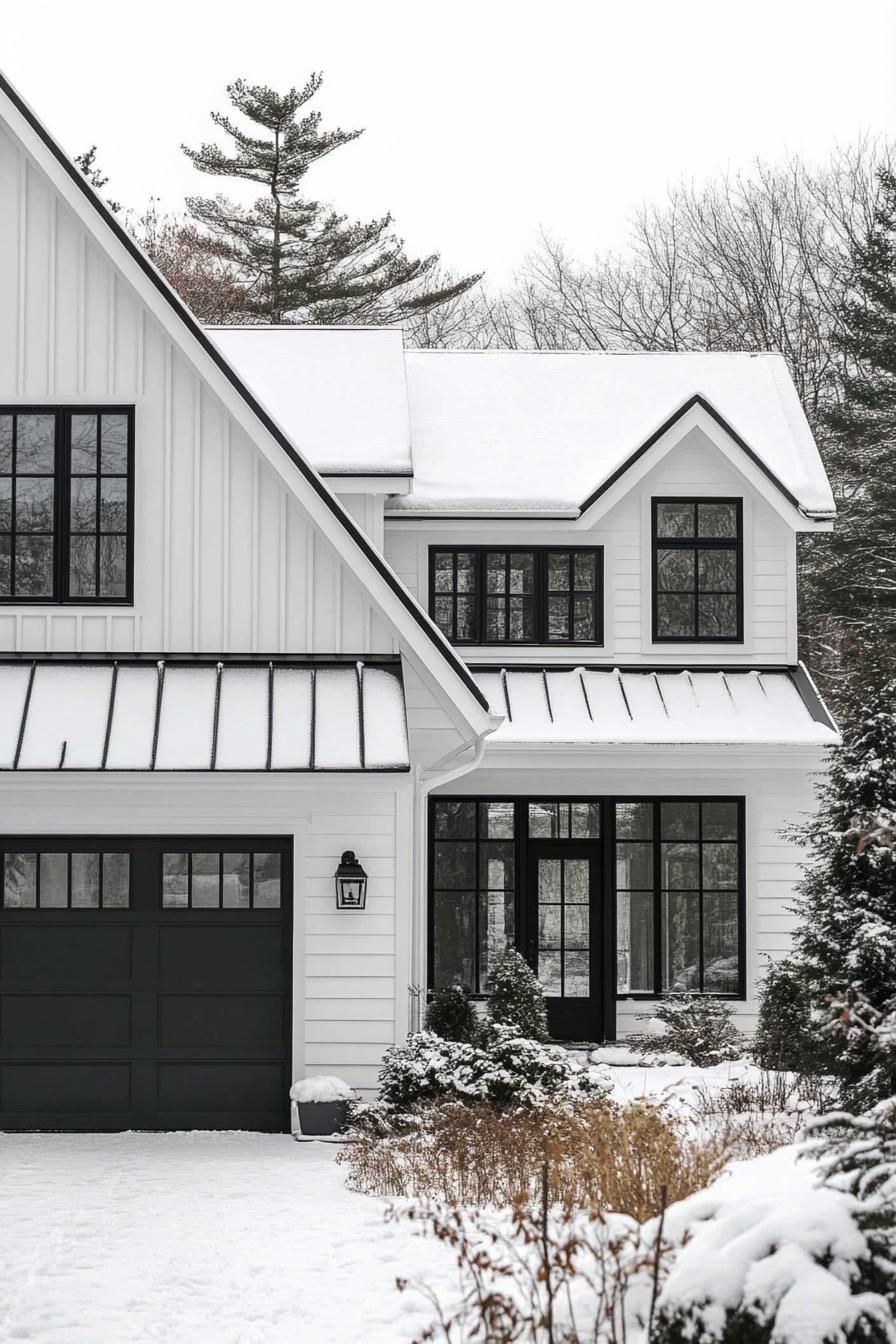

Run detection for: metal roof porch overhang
[[0, 658, 410, 772], [472, 664, 839, 749]]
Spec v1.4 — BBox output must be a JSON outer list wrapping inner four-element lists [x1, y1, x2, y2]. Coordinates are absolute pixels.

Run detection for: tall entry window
[[615, 799, 743, 996], [430, 548, 603, 645], [0, 408, 134, 603], [652, 499, 742, 641], [431, 800, 515, 993]]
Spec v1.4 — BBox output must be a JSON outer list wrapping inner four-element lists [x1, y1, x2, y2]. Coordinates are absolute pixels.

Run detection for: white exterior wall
[[383, 425, 797, 667], [0, 130, 393, 658], [436, 751, 822, 1038], [0, 773, 413, 1095]]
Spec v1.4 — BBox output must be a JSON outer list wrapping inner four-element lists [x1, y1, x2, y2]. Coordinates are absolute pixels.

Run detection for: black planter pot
[[296, 1099, 349, 1136]]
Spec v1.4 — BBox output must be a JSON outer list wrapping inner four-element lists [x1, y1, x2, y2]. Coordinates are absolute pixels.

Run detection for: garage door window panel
[[2, 849, 130, 908], [162, 850, 281, 909]]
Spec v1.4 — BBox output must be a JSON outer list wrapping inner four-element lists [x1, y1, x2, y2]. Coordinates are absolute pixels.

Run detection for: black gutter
[[0, 71, 488, 715]]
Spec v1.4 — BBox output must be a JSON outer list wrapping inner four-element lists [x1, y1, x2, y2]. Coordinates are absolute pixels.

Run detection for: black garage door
[[0, 836, 292, 1132]]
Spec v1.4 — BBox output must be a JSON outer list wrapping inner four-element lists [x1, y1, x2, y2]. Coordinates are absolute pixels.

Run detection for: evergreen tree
[[776, 677, 896, 1108], [75, 146, 120, 213], [182, 76, 479, 325], [811, 169, 896, 695], [487, 946, 549, 1042]]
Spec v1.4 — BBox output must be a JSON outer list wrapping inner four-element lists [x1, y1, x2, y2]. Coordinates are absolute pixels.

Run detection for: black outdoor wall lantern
[[335, 850, 368, 909]]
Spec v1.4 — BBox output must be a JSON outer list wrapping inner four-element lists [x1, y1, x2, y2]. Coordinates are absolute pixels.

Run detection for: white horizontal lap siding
[[301, 789, 404, 1095], [0, 127, 391, 656], [0, 773, 408, 1099]]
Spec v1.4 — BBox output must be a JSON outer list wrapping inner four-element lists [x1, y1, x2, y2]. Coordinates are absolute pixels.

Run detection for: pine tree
[[182, 76, 480, 325], [74, 146, 121, 213], [811, 169, 896, 695], [776, 676, 896, 1108], [487, 946, 549, 1042]]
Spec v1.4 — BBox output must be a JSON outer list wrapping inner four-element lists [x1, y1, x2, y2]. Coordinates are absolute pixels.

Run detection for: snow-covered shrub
[[343, 1095, 729, 1217], [652, 1143, 896, 1344], [487, 945, 549, 1041], [424, 983, 478, 1043], [630, 993, 743, 1067], [289, 1074, 354, 1104], [753, 956, 825, 1074], [375, 1026, 592, 1115]]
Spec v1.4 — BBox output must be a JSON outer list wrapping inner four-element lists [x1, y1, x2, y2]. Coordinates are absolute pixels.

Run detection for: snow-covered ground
[[0, 1133, 456, 1344]]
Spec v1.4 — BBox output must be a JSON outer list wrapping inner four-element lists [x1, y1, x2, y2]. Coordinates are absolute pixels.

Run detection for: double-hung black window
[[652, 499, 742, 642], [0, 408, 134, 603], [430, 547, 603, 645]]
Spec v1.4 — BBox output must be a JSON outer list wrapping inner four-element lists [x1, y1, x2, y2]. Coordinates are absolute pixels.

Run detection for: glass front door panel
[[536, 856, 590, 998]]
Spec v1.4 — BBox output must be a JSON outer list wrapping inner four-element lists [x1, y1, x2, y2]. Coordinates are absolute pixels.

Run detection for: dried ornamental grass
[[341, 1097, 729, 1221]]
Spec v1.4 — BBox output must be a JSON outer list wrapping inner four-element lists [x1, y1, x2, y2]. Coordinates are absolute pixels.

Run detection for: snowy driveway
[[0, 1133, 455, 1344]]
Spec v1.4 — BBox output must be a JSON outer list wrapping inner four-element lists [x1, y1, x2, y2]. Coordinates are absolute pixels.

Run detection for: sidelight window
[[615, 799, 743, 996], [430, 799, 515, 993]]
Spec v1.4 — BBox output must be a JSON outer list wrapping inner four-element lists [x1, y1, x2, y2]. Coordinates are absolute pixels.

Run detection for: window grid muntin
[[0, 406, 134, 605], [0, 412, 58, 600], [651, 498, 743, 643], [1, 847, 131, 909], [429, 547, 603, 646], [161, 848, 281, 910]]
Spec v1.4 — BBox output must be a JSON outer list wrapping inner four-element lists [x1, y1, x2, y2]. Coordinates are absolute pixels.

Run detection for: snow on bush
[[289, 1074, 355, 1104], [652, 1144, 896, 1344], [375, 1025, 598, 1114], [487, 944, 549, 1041], [629, 993, 744, 1067]]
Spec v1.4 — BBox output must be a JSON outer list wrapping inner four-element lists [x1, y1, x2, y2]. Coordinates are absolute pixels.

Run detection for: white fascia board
[[0, 88, 494, 740], [575, 402, 829, 533], [328, 475, 412, 494], [478, 742, 836, 771]]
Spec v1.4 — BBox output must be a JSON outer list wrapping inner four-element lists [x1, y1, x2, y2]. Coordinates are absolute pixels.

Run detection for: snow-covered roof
[[209, 327, 413, 476], [474, 666, 838, 747], [398, 351, 834, 516], [210, 329, 833, 517], [0, 660, 409, 771]]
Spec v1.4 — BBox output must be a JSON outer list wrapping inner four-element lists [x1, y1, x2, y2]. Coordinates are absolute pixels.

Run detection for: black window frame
[[428, 546, 604, 646], [0, 843, 133, 909], [427, 795, 746, 1019], [651, 497, 743, 644], [0, 406, 135, 605]]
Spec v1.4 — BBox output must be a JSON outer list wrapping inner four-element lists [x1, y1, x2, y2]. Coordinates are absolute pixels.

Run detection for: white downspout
[[408, 730, 492, 1034]]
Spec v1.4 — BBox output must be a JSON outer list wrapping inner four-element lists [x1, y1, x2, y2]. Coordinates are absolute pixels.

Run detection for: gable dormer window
[[0, 409, 133, 604], [430, 547, 603, 645], [652, 499, 742, 642]]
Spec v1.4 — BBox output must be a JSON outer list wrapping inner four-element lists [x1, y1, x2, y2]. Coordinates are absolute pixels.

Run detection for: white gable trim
[[575, 398, 834, 532], [0, 71, 495, 737]]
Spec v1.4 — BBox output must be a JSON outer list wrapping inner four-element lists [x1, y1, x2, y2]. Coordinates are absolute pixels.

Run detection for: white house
[[0, 71, 837, 1131]]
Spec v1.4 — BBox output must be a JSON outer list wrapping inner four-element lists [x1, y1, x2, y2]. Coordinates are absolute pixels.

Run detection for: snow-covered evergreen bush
[[753, 957, 823, 1074], [376, 1027, 593, 1114], [630, 993, 743, 1067], [781, 679, 896, 1109], [487, 946, 549, 1041], [424, 984, 478, 1043]]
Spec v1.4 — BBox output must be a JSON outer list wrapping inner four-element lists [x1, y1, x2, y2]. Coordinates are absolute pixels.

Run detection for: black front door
[[0, 836, 292, 1132], [526, 843, 602, 1040]]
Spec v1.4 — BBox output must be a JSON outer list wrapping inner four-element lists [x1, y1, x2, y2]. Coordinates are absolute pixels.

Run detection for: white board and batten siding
[[0, 128, 394, 659], [0, 773, 413, 1095], [383, 425, 797, 667]]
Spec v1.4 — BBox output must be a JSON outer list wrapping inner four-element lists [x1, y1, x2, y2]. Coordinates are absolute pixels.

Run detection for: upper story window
[[652, 499, 742, 642], [430, 547, 603, 645], [0, 408, 133, 604]]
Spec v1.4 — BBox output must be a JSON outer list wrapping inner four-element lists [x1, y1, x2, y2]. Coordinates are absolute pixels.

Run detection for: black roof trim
[[0, 72, 487, 714], [321, 468, 414, 479], [789, 663, 839, 733], [578, 393, 803, 515], [0, 652, 403, 666]]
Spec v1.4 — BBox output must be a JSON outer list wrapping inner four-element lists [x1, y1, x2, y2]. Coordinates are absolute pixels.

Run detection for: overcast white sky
[[5, 0, 896, 282]]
